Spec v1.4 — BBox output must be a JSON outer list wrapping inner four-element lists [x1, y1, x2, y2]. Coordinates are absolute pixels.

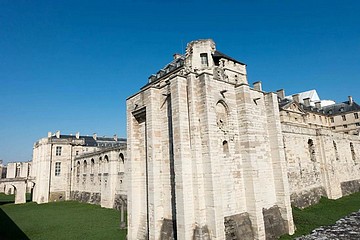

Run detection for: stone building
[[126, 39, 360, 240], [31, 131, 126, 204], [71, 146, 127, 211]]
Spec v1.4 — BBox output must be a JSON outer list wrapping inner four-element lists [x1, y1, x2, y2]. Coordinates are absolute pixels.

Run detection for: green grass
[[0, 194, 127, 240], [280, 192, 360, 239]]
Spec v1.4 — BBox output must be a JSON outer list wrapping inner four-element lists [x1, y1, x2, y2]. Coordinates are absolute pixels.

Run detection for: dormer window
[[200, 53, 209, 67]]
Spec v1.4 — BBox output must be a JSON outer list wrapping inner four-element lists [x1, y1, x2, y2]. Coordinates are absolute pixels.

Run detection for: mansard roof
[[322, 101, 360, 116], [51, 135, 126, 147]]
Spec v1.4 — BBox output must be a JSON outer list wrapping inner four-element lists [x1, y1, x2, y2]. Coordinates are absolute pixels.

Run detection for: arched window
[[76, 161, 80, 176], [333, 141, 339, 161], [99, 157, 103, 173], [119, 153, 124, 164], [216, 101, 229, 130], [308, 139, 316, 162], [90, 159, 95, 174], [350, 142, 356, 163], [83, 160, 87, 174], [104, 155, 109, 173], [223, 140, 229, 156]]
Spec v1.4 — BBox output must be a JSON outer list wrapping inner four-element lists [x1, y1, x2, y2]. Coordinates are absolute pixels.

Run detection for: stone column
[[14, 182, 27, 204], [170, 76, 195, 240], [265, 92, 295, 235], [127, 96, 148, 240], [235, 84, 266, 239], [146, 87, 165, 239]]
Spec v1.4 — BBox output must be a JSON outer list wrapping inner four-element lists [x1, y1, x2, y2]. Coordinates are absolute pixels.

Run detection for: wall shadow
[[0, 208, 29, 240]]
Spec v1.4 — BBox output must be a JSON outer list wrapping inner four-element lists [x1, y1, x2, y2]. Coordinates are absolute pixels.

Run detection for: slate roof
[[51, 135, 126, 147], [279, 97, 360, 116], [212, 51, 246, 65], [322, 101, 360, 116]]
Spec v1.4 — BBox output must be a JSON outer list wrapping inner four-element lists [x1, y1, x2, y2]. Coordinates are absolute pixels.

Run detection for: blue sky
[[1, 0, 359, 163]]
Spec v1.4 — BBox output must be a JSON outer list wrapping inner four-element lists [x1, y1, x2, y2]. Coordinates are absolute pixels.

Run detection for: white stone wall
[[71, 148, 127, 209], [127, 39, 294, 240], [283, 123, 360, 206]]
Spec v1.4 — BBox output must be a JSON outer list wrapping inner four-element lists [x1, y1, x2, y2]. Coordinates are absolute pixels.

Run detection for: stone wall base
[[291, 186, 327, 209], [224, 212, 254, 240], [49, 191, 65, 202], [70, 191, 101, 205], [341, 180, 360, 196], [263, 206, 288, 240]]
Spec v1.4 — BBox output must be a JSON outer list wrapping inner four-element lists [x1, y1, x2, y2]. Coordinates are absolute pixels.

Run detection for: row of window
[[330, 113, 359, 123], [75, 153, 125, 176], [309, 139, 357, 162]]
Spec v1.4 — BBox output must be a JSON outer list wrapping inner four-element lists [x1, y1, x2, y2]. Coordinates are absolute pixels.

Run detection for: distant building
[[31, 131, 126, 204]]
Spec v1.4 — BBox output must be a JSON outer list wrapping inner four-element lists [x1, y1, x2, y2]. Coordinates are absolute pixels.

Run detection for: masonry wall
[[283, 123, 360, 208], [71, 148, 127, 210], [127, 69, 295, 239]]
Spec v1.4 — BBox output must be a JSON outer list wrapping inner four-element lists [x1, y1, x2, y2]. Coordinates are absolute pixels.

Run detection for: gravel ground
[[296, 210, 360, 240]]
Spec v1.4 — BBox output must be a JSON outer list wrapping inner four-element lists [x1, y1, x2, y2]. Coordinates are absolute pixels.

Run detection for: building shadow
[[0, 208, 29, 240]]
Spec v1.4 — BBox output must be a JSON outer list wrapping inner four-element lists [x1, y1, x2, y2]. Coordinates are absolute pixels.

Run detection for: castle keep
[[1, 39, 359, 240], [127, 39, 360, 239]]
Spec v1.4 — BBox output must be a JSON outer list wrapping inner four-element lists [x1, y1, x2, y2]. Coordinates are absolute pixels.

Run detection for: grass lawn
[[0, 194, 127, 240], [281, 192, 360, 239]]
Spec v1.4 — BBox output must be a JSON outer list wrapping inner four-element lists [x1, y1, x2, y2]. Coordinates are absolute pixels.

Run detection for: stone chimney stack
[[93, 133, 97, 140], [292, 94, 300, 103], [304, 98, 311, 107], [315, 101, 322, 109], [55, 131, 60, 138], [48, 132, 52, 138], [76, 132, 80, 139], [114, 134, 118, 141], [253, 81, 262, 91], [349, 96, 353, 105], [276, 89, 285, 100], [173, 53, 182, 60]]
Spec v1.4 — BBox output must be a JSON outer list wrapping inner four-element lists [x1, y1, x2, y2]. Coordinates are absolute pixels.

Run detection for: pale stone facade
[[71, 146, 127, 211], [127, 39, 360, 240], [31, 131, 125, 204], [127, 39, 295, 240]]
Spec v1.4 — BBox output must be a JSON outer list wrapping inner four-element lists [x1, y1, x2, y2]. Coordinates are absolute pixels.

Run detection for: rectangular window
[[56, 146, 62, 156], [200, 53, 208, 66], [55, 162, 61, 176], [343, 124, 348, 128], [76, 150, 79, 156], [355, 113, 359, 119], [331, 126, 336, 130], [342, 115, 347, 121], [356, 123, 360, 126], [330, 117, 334, 123]]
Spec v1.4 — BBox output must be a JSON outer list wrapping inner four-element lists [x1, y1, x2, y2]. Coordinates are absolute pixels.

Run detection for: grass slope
[[0, 195, 127, 240], [281, 192, 360, 239]]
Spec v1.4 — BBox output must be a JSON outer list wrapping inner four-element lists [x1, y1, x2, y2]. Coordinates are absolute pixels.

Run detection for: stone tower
[[127, 39, 294, 239]]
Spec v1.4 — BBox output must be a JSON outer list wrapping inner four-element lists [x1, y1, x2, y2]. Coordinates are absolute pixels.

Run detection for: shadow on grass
[[0, 208, 29, 240]]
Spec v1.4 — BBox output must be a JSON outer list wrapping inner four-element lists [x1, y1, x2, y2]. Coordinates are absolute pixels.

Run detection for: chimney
[[253, 81, 262, 91], [292, 94, 300, 103], [304, 98, 311, 107], [349, 96, 353, 105], [276, 89, 285, 100], [93, 133, 97, 140], [173, 53, 182, 60], [55, 131, 60, 138], [76, 132, 80, 139], [47, 132, 52, 138], [114, 134, 118, 141]]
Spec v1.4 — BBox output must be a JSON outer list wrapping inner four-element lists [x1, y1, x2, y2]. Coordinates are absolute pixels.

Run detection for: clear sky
[[1, 0, 359, 163]]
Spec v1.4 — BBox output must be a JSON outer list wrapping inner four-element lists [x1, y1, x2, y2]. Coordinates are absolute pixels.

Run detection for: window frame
[[55, 162, 61, 176], [55, 146, 62, 156]]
